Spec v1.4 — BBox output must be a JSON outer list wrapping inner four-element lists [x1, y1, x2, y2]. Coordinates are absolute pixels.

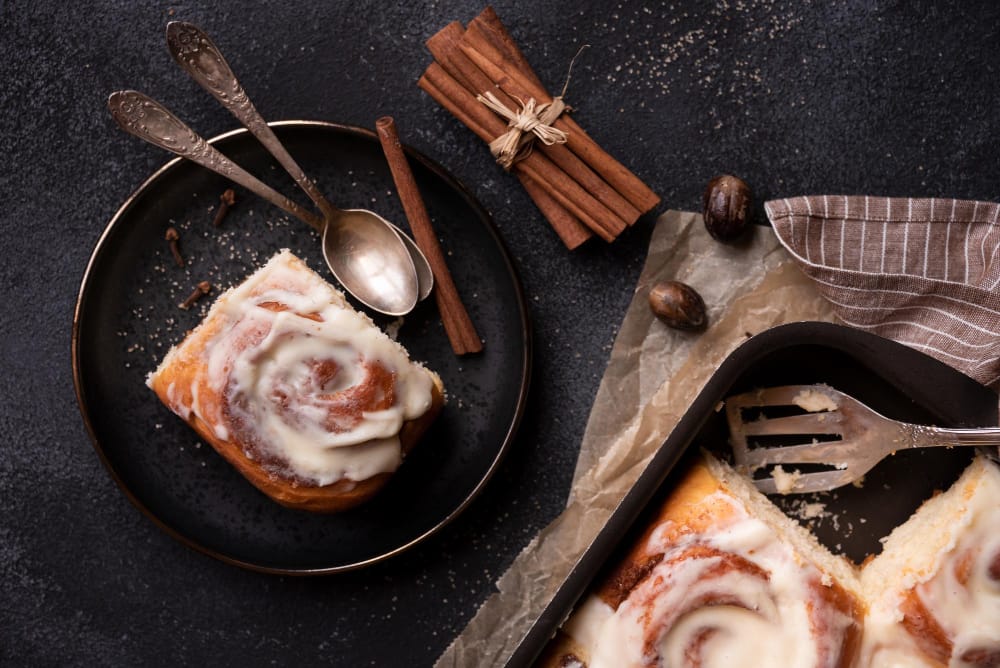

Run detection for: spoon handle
[[108, 90, 325, 233], [166, 21, 338, 219]]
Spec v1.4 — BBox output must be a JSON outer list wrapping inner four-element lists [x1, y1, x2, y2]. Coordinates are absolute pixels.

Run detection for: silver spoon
[[164, 21, 433, 304], [108, 90, 419, 315]]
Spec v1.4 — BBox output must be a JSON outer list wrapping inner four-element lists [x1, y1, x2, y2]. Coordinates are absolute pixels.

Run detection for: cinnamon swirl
[[540, 453, 1000, 667], [146, 250, 444, 512], [860, 456, 1000, 668], [541, 454, 864, 668]]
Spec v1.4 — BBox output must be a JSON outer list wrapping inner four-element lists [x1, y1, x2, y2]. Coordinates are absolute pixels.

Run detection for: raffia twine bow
[[476, 92, 568, 169], [475, 45, 588, 170]]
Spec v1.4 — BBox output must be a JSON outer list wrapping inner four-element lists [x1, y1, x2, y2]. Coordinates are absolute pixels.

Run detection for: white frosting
[[154, 251, 435, 486], [910, 480, 1000, 667], [563, 597, 614, 654], [559, 459, 1000, 668], [576, 493, 856, 668], [855, 461, 1000, 667]]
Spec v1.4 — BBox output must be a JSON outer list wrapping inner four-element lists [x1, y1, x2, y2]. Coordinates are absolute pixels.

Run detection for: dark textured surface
[[2, 1, 999, 665]]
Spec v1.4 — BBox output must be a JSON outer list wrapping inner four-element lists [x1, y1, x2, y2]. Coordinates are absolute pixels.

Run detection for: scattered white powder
[[587, 0, 805, 105], [122, 211, 308, 369]]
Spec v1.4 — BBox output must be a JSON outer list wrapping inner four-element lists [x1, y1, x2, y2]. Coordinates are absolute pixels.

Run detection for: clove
[[165, 226, 184, 267], [179, 281, 212, 310], [212, 188, 236, 227]]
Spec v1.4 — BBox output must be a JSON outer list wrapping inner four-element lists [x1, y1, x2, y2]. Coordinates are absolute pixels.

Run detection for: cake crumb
[[792, 388, 838, 412], [801, 502, 826, 519], [786, 498, 830, 522], [384, 317, 405, 341], [772, 465, 802, 494]]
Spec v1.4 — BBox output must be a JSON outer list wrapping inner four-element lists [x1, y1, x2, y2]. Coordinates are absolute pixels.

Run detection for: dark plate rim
[[72, 119, 532, 576], [505, 320, 998, 666]]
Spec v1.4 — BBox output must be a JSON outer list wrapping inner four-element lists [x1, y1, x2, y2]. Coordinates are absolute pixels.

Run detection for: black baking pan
[[509, 321, 998, 667]]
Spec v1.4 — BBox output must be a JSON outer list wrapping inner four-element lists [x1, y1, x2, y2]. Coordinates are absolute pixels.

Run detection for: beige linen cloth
[[437, 197, 1000, 666], [766, 195, 1000, 388]]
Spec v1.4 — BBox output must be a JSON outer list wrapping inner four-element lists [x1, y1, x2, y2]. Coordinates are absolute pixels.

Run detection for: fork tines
[[726, 384, 852, 494]]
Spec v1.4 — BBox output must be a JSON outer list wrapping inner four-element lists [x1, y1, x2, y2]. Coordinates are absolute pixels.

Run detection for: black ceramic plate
[[73, 121, 531, 574], [509, 321, 998, 666]]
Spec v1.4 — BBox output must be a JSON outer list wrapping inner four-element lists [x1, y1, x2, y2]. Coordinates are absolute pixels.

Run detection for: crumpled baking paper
[[435, 210, 837, 667]]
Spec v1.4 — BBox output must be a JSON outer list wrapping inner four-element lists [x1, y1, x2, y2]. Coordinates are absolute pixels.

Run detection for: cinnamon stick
[[518, 176, 591, 249], [426, 23, 641, 228], [419, 73, 591, 248], [375, 116, 482, 355], [419, 63, 621, 241], [463, 9, 660, 215], [470, 7, 544, 89]]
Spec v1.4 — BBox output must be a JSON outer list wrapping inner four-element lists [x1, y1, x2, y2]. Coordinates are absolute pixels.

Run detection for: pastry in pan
[[540, 453, 865, 668], [539, 452, 1000, 667], [147, 250, 444, 513], [860, 456, 1000, 667]]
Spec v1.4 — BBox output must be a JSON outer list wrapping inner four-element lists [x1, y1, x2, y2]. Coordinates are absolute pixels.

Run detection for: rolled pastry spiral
[[551, 458, 864, 668], [149, 251, 439, 498], [578, 506, 861, 668], [543, 457, 1000, 668], [899, 536, 1000, 667]]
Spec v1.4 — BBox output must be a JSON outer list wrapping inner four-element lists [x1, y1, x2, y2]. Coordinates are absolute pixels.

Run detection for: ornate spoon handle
[[108, 90, 324, 232], [166, 21, 337, 219]]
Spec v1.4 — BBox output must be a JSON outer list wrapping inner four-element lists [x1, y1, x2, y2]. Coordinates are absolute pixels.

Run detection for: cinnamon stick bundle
[[419, 7, 660, 249]]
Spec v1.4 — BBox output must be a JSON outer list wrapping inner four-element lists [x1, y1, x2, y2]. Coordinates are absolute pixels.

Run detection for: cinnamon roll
[[541, 454, 864, 668], [146, 250, 444, 512], [860, 456, 1000, 668]]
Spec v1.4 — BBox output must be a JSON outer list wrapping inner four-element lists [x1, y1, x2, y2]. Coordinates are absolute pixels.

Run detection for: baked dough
[[540, 453, 1000, 667], [539, 453, 864, 668], [860, 456, 1000, 667], [147, 250, 444, 513]]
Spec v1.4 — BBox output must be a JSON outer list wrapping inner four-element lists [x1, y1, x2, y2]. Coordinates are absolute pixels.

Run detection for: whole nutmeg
[[702, 174, 752, 242], [648, 280, 707, 330]]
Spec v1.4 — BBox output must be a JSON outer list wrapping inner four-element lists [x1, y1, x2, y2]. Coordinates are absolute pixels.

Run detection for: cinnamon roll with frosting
[[539, 453, 1000, 667], [147, 250, 444, 512], [541, 454, 864, 668], [860, 456, 1000, 668]]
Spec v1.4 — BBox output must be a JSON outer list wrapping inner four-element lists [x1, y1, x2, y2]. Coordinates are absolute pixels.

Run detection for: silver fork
[[725, 384, 1000, 494]]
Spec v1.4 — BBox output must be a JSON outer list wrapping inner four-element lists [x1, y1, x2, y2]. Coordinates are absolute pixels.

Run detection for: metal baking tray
[[509, 321, 998, 667]]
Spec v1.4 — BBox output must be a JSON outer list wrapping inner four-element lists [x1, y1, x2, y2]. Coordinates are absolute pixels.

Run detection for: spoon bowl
[[162, 20, 432, 313], [323, 209, 421, 315], [108, 90, 422, 315]]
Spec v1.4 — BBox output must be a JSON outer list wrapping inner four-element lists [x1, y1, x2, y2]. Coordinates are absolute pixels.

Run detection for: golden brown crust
[[150, 362, 443, 513], [899, 588, 952, 666], [593, 461, 740, 608], [146, 252, 445, 513], [545, 456, 865, 667]]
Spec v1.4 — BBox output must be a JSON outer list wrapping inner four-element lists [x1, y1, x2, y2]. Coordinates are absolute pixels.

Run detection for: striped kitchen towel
[[765, 196, 1000, 389]]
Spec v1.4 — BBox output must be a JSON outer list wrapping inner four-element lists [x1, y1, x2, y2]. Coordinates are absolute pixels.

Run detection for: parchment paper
[[435, 210, 837, 667]]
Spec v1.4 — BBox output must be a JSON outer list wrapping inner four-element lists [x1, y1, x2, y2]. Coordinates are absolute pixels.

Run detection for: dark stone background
[[2, 0, 997, 665]]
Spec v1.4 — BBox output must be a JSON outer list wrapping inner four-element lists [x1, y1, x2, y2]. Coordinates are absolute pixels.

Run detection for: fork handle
[[908, 424, 1000, 448]]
